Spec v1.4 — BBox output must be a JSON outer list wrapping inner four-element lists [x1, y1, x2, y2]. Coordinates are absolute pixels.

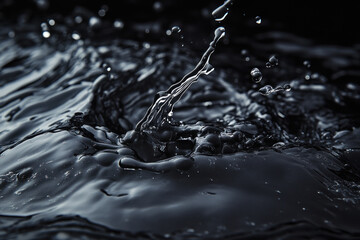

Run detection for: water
[[1, 1, 360, 239]]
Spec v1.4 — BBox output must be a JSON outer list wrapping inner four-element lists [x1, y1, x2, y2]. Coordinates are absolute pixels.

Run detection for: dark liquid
[[1, 1, 360, 239]]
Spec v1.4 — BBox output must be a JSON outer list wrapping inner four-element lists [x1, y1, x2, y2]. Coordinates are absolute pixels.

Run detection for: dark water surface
[[1, 1, 360, 239]]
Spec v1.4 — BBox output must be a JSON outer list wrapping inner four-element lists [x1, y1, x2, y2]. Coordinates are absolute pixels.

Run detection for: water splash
[[259, 84, 291, 95], [135, 27, 226, 132]]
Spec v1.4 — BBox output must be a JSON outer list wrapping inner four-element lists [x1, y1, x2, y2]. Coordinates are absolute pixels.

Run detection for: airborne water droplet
[[303, 60, 311, 68], [166, 26, 182, 36], [153, 1, 163, 12], [89, 17, 101, 28], [71, 32, 81, 40], [8, 31, 15, 38], [48, 19, 55, 26], [42, 31, 51, 38], [171, 26, 181, 33], [74, 16, 83, 24], [255, 16, 262, 24], [212, 0, 232, 22], [114, 20, 124, 29], [250, 68, 262, 83], [284, 84, 291, 91], [266, 55, 279, 68]]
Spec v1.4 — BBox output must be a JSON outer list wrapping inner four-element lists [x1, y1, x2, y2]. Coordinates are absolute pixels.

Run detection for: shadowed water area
[[1, 1, 360, 239]]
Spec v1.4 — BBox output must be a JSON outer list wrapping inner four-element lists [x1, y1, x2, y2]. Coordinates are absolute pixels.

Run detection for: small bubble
[[304, 74, 311, 80], [259, 85, 274, 95], [42, 31, 51, 38], [74, 16, 83, 24], [255, 16, 262, 24], [48, 19, 55, 26], [166, 29, 172, 36], [250, 68, 262, 83], [113, 20, 124, 29], [71, 32, 80, 40]]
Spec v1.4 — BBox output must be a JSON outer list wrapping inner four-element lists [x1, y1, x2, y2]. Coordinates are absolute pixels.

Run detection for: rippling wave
[[1, 1, 360, 239]]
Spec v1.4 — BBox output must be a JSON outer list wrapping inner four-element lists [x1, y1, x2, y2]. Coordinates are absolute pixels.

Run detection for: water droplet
[[258, 85, 274, 95], [113, 20, 124, 29], [241, 49, 248, 55], [166, 26, 182, 36], [98, 7, 107, 17], [89, 17, 101, 28], [34, 0, 49, 9], [42, 31, 51, 38], [304, 74, 311, 80], [255, 16, 262, 24], [153, 1, 163, 12], [284, 84, 291, 91], [8, 31, 15, 38], [250, 68, 262, 83], [48, 19, 55, 26], [71, 32, 80, 40], [212, 0, 232, 22], [41, 22, 48, 29], [266, 55, 279, 68], [74, 16, 83, 24], [241, 49, 250, 61], [106, 67, 111, 72], [143, 42, 151, 49], [171, 26, 181, 33], [303, 60, 311, 68]]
